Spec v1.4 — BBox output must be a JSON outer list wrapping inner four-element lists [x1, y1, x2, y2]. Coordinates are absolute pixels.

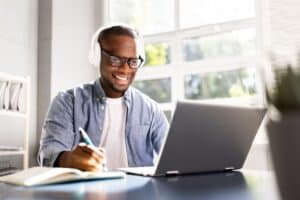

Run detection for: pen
[[79, 127, 94, 146], [78, 127, 107, 171]]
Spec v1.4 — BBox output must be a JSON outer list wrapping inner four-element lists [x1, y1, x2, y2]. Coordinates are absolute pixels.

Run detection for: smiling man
[[38, 25, 169, 172]]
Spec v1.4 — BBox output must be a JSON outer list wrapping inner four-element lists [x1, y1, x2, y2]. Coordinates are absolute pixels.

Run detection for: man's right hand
[[56, 143, 106, 172]]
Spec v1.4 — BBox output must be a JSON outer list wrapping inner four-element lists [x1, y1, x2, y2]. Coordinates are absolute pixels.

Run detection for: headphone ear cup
[[89, 42, 101, 67], [97, 44, 101, 65], [137, 37, 145, 66]]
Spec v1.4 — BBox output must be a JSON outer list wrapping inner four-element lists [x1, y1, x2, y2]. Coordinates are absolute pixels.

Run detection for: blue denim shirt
[[38, 79, 169, 167]]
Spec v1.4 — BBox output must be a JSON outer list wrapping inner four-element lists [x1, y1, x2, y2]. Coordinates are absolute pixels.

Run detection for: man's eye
[[110, 56, 121, 64], [129, 59, 139, 66]]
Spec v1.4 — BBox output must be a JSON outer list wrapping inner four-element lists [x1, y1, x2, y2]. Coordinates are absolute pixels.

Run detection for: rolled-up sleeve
[[37, 92, 75, 167]]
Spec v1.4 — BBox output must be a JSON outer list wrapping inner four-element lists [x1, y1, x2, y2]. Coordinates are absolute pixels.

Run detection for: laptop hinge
[[165, 170, 179, 176], [225, 166, 235, 171]]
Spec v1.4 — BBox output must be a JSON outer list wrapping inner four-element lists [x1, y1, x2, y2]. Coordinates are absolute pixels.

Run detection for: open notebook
[[0, 167, 125, 186]]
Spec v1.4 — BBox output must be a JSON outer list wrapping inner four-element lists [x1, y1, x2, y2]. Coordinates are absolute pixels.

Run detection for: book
[[0, 167, 126, 186], [3, 81, 10, 110], [0, 80, 7, 110], [9, 82, 22, 111], [17, 82, 26, 113]]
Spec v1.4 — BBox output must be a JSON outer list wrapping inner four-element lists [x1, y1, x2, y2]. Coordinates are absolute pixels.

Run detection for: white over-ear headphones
[[89, 24, 145, 67]]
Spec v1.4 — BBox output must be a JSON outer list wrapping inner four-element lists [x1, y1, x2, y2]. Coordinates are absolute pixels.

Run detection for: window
[[132, 78, 171, 103], [179, 0, 255, 28], [184, 67, 257, 100], [107, 0, 263, 123], [182, 29, 256, 61], [145, 42, 171, 66], [109, 0, 174, 34]]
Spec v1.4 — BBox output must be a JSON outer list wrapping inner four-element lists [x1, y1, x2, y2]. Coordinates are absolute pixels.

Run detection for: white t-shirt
[[99, 97, 128, 170]]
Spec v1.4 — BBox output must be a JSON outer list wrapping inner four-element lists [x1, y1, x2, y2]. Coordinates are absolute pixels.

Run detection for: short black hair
[[97, 25, 140, 46]]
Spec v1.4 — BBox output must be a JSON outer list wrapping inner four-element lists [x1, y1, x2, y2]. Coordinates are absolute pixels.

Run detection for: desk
[[0, 170, 280, 200]]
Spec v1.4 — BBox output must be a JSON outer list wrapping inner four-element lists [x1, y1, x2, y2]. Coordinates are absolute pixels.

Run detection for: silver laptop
[[119, 101, 266, 176]]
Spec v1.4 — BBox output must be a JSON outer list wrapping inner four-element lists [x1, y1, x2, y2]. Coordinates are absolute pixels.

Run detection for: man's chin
[[112, 85, 129, 94]]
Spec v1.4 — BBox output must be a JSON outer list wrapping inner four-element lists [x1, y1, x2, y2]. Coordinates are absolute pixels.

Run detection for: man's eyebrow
[[110, 53, 139, 60], [102, 48, 139, 59]]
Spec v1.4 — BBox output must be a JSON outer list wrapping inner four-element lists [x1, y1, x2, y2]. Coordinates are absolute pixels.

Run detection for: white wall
[[264, 0, 300, 64], [0, 0, 104, 167], [51, 0, 100, 97], [0, 0, 38, 166], [37, 0, 52, 165], [36, 0, 104, 167]]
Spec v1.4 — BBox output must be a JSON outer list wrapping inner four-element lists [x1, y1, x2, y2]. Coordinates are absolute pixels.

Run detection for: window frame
[[138, 17, 262, 109]]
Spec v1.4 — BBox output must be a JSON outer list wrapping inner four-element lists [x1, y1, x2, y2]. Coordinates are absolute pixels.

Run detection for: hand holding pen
[[55, 128, 107, 172], [79, 127, 108, 172]]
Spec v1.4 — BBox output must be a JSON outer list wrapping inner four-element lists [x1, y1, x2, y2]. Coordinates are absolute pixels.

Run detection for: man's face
[[99, 35, 139, 98]]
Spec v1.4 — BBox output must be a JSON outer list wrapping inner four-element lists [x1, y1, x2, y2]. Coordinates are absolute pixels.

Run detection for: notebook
[[119, 101, 266, 176], [0, 167, 125, 186]]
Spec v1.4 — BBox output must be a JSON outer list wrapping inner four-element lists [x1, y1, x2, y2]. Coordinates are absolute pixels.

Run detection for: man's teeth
[[115, 75, 127, 81]]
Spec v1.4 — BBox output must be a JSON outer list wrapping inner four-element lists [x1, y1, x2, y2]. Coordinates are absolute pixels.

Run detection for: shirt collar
[[94, 78, 131, 104]]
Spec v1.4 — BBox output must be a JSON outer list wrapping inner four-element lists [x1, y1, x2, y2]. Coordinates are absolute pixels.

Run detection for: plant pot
[[267, 112, 300, 200]]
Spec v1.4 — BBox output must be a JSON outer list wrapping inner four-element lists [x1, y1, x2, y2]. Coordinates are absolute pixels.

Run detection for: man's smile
[[113, 74, 129, 84]]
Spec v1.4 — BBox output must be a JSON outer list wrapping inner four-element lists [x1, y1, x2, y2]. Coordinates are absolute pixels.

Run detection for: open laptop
[[119, 101, 266, 176]]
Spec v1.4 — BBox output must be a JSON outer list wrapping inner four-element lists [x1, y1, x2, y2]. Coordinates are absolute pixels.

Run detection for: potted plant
[[265, 57, 300, 200]]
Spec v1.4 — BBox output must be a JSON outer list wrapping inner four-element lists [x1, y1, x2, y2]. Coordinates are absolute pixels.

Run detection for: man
[[38, 25, 169, 171]]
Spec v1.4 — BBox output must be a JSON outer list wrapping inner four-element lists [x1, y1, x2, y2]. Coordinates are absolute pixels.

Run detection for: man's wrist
[[54, 151, 68, 167]]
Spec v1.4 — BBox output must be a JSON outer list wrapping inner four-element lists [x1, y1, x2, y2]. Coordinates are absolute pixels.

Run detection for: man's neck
[[100, 78, 125, 98]]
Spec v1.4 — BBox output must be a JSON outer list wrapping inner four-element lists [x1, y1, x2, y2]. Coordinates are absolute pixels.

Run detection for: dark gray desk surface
[[0, 170, 279, 200]]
